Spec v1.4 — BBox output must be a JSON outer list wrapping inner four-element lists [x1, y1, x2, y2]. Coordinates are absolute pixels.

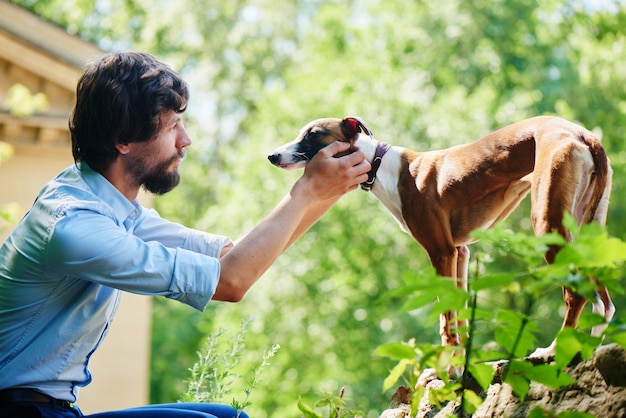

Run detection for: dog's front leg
[[416, 246, 467, 386], [436, 246, 469, 347], [455, 245, 470, 342], [429, 247, 463, 347]]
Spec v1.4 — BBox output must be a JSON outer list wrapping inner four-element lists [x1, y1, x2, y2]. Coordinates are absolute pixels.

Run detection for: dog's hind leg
[[530, 142, 590, 257], [590, 284, 615, 336], [527, 140, 589, 360], [589, 152, 614, 336], [572, 164, 615, 337], [530, 135, 612, 358]]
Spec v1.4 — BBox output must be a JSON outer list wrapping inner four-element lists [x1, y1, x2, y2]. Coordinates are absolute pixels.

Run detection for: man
[[0, 52, 370, 417]]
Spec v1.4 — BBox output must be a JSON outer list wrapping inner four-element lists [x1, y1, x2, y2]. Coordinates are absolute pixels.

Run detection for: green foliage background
[[10, 0, 626, 416]]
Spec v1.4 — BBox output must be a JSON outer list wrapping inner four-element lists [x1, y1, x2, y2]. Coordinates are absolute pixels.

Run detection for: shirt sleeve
[[44, 207, 226, 311], [132, 207, 233, 257]]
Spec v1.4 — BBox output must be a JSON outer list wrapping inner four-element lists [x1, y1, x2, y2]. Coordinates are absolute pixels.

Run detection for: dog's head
[[268, 116, 372, 170]]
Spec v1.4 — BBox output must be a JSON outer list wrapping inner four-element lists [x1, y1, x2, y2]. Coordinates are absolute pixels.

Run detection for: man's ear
[[340, 117, 372, 144], [114, 140, 130, 155]]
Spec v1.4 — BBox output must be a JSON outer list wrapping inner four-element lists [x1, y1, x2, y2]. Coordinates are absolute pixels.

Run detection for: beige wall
[[78, 292, 152, 414], [0, 145, 72, 213], [0, 144, 152, 413]]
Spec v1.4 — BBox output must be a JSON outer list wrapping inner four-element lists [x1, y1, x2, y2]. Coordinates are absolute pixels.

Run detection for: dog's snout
[[268, 141, 309, 170], [268, 154, 280, 165]]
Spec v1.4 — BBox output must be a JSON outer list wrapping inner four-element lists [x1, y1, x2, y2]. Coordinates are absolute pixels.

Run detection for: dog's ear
[[341, 117, 372, 143]]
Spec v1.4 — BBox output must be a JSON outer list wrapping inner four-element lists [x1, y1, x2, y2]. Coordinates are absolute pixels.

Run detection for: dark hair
[[69, 52, 189, 172]]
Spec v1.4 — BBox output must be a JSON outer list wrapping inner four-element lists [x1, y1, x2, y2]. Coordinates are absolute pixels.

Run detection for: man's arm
[[213, 141, 370, 302]]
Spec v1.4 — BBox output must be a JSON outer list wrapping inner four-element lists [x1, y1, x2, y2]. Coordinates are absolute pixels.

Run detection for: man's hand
[[294, 141, 371, 203], [214, 141, 370, 302]]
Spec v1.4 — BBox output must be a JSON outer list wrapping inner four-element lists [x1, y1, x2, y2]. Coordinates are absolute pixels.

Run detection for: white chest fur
[[356, 136, 410, 234]]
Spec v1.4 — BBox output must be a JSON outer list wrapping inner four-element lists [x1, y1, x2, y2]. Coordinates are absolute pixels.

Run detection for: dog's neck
[[355, 134, 410, 233], [360, 141, 391, 191]]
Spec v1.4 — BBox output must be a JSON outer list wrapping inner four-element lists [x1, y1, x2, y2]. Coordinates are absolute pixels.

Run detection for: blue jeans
[[85, 403, 249, 418], [1, 401, 249, 418]]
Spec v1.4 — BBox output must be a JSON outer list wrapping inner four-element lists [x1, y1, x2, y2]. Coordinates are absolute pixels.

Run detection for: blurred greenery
[[5, 84, 49, 116], [11, 0, 626, 416]]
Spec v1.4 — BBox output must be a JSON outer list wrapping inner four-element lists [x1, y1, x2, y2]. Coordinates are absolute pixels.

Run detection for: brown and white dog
[[268, 116, 614, 358]]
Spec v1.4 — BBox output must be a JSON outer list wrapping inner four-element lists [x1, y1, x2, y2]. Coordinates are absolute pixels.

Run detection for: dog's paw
[[527, 341, 556, 363]]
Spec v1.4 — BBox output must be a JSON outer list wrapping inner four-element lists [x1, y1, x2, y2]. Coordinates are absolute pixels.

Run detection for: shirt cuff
[[167, 248, 221, 311]]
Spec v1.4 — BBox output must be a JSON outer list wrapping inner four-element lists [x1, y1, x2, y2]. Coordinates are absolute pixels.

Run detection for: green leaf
[[523, 364, 574, 388], [555, 328, 583, 369], [430, 287, 470, 316], [381, 283, 423, 300], [557, 412, 596, 418], [297, 397, 323, 418], [382, 359, 410, 393], [427, 380, 462, 407], [504, 372, 530, 401], [468, 363, 496, 391], [373, 343, 417, 360], [504, 360, 533, 400], [555, 328, 602, 369], [461, 389, 483, 414], [610, 331, 626, 349], [471, 272, 517, 291], [554, 217, 626, 270], [314, 397, 331, 408], [401, 289, 441, 311], [495, 310, 537, 357], [528, 406, 550, 418]]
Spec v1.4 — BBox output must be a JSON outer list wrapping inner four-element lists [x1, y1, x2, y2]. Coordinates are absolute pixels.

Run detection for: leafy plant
[[376, 214, 626, 416], [231, 343, 280, 415], [297, 387, 364, 418], [181, 317, 279, 416]]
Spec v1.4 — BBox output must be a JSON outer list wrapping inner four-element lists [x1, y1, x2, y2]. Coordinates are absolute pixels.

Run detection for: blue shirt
[[0, 163, 231, 402]]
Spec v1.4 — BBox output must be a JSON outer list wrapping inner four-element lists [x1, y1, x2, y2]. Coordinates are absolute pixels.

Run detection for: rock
[[379, 407, 411, 418], [383, 344, 626, 418]]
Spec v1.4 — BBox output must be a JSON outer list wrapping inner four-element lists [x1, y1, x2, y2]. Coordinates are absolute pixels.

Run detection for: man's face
[[126, 111, 192, 195]]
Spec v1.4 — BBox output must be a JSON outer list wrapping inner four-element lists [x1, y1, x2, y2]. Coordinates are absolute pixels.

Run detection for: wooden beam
[[0, 32, 82, 91], [0, 112, 68, 130]]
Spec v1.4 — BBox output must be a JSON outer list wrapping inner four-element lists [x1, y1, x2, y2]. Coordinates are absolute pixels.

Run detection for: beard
[[130, 149, 184, 195]]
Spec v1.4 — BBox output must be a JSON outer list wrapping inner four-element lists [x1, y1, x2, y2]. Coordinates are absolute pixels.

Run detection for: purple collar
[[361, 141, 391, 191]]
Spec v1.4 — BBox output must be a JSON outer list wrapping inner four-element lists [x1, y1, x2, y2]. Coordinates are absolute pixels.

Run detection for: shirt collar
[[78, 162, 141, 224]]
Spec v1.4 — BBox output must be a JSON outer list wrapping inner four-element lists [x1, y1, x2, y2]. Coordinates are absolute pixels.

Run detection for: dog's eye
[[304, 132, 316, 142], [299, 128, 328, 157], [305, 128, 324, 141]]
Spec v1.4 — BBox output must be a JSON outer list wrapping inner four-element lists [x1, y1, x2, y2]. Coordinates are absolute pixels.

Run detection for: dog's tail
[[580, 133, 611, 226]]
